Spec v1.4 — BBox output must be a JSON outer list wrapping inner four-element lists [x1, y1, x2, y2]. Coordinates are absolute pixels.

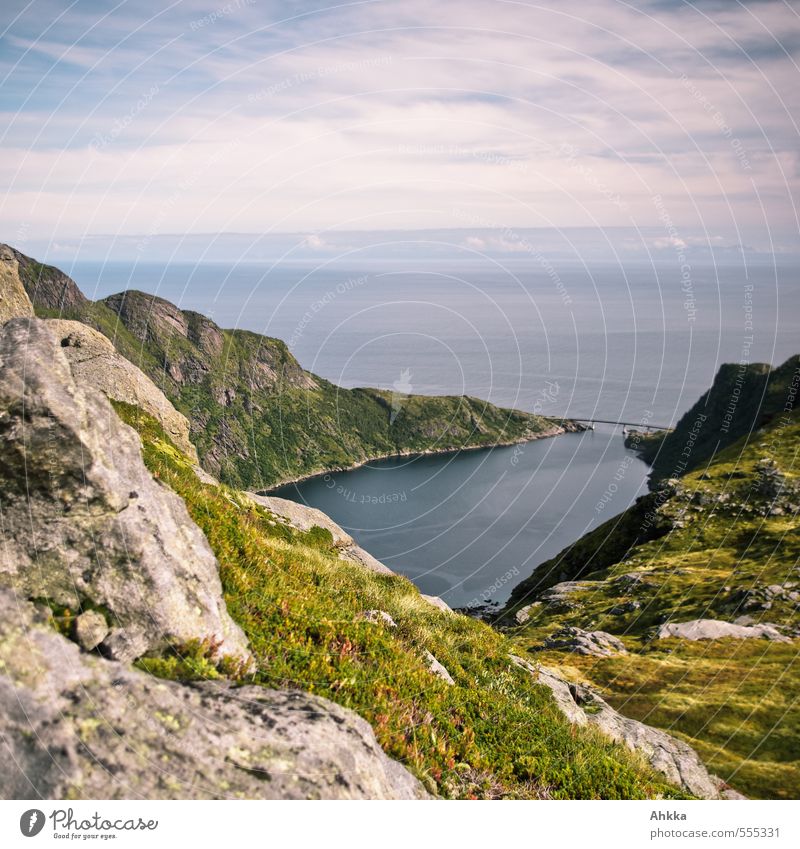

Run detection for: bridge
[[568, 418, 673, 431]]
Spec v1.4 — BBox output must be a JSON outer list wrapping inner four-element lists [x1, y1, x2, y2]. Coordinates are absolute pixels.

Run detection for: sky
[[1, 0, 799, 262]]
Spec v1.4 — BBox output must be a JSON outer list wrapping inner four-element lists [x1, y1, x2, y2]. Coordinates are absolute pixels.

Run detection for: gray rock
[[613, 572, 655, 592], [0, 245, 34, 323], [510, 656, 730, 799], [72, 610, 109, 651], [657, 619, 790, 643], [514, 603, 539, 624], [0, 590, 429, 800], [540, 626, 627, 657], [422, 594, 452, 614], [423, 650, 454, 685], [340, 543, 396, 576], [510, 655, 587, 725], [538, 580, 594, 611], [193, 465, 221, 486], [357, 610, 397, 628], [246, 492, 397, 576], [246, 492, 352, 545], [47, 319, 198, 462], [0, 319, 249, 663]]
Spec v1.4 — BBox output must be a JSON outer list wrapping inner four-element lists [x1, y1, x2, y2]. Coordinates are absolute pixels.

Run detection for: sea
[[70, 257, 800, 607]]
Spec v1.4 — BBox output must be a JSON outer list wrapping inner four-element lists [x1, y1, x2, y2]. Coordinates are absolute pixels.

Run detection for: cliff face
[[631, 355, 800, 483], [11, 247, 568, 490], [0, 318, 248, 663]]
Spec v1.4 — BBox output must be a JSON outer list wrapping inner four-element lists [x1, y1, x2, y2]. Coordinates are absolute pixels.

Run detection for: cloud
[[0, 0, 798, 252]]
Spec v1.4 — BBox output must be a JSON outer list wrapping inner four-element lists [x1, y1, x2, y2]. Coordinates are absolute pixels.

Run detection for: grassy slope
[[37, 295, 564, 491], [113, 400, 683, 800], [505, 408, 800, 799]]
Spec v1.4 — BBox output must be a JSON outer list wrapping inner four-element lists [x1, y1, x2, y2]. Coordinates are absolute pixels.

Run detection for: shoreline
[[259, 419, 585, 493]]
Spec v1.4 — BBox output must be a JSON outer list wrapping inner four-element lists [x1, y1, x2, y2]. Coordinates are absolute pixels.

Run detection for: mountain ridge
[[7, 245, 577, 490]]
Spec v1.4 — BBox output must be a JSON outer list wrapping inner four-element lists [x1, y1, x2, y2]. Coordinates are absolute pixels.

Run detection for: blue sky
[[1, 0, 799, 260]]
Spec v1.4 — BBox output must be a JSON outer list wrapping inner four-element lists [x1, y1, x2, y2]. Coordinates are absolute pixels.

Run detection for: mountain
[[8, 245, 575, 490], [503, 379, 800, 799], [627, 355, 800, 484]]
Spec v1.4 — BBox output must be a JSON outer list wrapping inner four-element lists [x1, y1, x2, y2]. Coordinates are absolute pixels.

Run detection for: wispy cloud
[[1, 0, 798, 255]]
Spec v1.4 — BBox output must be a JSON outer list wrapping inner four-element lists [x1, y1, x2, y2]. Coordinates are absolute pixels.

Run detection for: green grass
[[507, 408, 800, 798], [113, 400, 685, 800]]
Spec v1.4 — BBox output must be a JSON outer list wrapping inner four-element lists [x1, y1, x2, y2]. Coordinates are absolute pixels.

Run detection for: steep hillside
[[504, 400, 800, 798], [628, 355, 800, 483], [0, 316, 689, 800], [9, 246, 573, 490]]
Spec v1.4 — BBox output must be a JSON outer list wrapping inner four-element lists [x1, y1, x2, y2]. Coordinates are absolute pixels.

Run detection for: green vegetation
[[113, 400, 683, 800], [35, 285, 566, 491], [630, 355, 799, 482], [505, 406, 800, 799]]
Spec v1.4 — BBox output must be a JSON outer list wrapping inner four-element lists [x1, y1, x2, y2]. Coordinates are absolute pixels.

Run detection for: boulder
[[539, 626, 627, 657], [246, 492, 396, 576], [537, 580, 594, 611], [0, 318, 249, 663], [47, 319, 198, 462], [509, 656, 731, 799], [514, 603, 538, 624], [339, 543, 396, 576], [423, 649, 454, 685], [422, 594, 453, 614], [0, 244, 34, 323], [246, 492, 352, 544], [72, 609, 109, 651], [0, 590, 429, 800], [657, 619, 790, 643], [357, 610, 397, 628]]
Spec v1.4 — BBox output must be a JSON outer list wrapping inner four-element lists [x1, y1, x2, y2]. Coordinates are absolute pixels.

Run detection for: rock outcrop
[[510, 656, 729, 799], [7, 243, 87, 311], [538, 626, 627, 657], [656, 618, 790, 643], [423, 649, 455, 684], [0, 244, 34, 322], [47, 319, 198, 461], [0, 318, 248, 663], [246, 492, 396, 576], [0, 590, 429, 800]]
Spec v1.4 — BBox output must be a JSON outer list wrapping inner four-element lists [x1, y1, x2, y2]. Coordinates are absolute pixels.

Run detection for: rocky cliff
[[0, 244, 34, 322], [0, 318, 248, 663]]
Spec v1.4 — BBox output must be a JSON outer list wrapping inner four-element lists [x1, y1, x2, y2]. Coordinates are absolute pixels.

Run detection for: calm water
[[271, 427, 649, 608]]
